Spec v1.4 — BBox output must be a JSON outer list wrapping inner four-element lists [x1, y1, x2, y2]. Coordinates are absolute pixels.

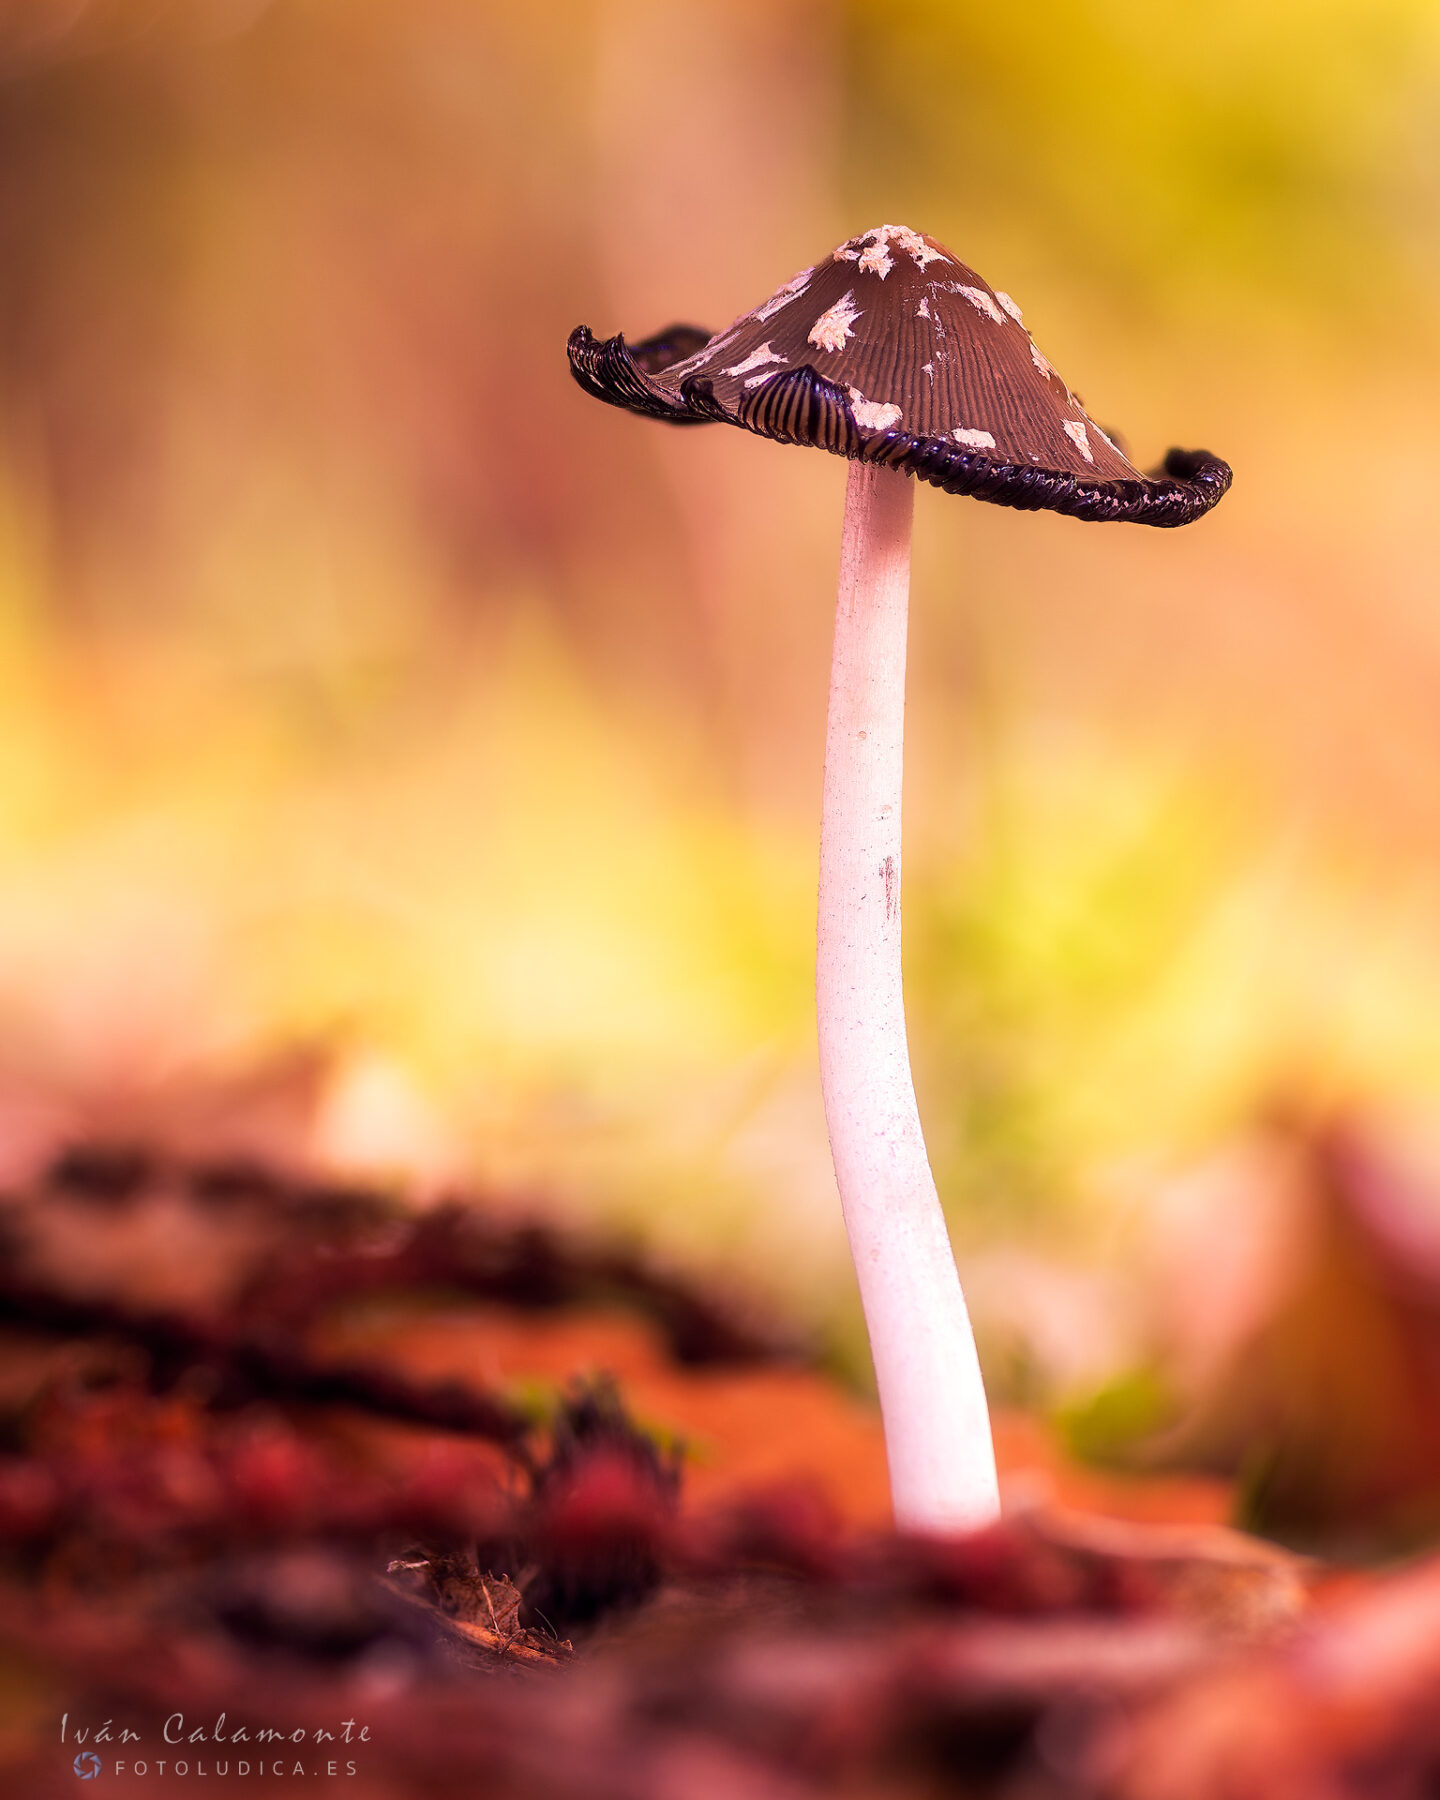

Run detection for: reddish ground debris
[[1152, 1117, 1440, 1549], [0, 1137, 1433, 1799]]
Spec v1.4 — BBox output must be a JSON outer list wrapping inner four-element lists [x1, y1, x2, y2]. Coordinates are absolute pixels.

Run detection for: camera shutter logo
[[73, 1751, 102, 1779]]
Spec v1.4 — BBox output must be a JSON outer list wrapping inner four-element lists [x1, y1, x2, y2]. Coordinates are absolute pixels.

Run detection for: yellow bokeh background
[[5, 0, 1440, 1388]]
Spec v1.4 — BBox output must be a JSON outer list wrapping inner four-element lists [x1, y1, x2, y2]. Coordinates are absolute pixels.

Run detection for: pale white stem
[[816, 459, 1000, 1535]]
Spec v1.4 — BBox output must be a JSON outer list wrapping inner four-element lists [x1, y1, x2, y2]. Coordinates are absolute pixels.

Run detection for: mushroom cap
[[568, 224, 1230, 527]]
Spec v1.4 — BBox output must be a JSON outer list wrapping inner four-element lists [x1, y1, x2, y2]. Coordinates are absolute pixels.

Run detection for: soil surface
[[1, 1140, 1434, 1798]]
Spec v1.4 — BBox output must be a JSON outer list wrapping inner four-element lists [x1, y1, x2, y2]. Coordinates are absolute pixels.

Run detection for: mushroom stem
[[817, 459, 1000, 1535]]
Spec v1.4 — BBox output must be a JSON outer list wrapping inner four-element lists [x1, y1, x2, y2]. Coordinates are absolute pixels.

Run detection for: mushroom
[[567, 223, 1231, 1534]]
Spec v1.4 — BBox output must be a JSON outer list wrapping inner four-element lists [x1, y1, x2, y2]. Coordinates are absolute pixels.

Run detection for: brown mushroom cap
[[568, 223, 1230, 527]]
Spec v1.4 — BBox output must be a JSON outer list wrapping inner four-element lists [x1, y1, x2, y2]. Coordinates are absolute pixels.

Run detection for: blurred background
[[5, 0, 1440, 1539]]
